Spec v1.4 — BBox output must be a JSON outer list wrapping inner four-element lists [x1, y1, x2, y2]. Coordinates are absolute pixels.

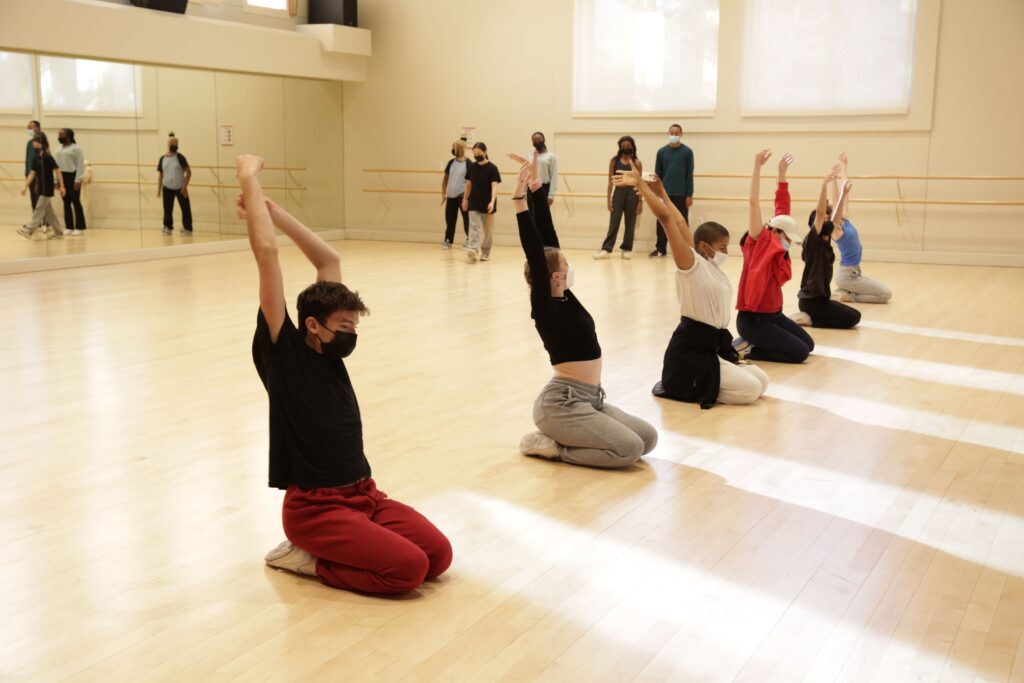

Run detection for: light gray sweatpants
[[467, 211, 493, 258], [834, 265, 892, 303], [26, 195, 64, 235], [533, 378, 658, 469]]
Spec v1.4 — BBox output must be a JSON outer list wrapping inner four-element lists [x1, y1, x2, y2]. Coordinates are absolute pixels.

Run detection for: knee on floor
[[425, 535, 454, 580], [385, 549, 431, 594]]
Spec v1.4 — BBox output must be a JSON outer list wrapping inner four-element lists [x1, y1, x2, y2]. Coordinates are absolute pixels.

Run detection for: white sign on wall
[[219, 125, 234, 146], [460, 127, 475, 146]]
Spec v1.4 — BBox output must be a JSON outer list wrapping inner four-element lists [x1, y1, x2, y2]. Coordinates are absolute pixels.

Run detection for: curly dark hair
[[296, 281, 369, 328]]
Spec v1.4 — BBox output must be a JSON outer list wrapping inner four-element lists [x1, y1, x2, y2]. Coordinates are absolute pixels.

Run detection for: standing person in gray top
[[651, 123, 694, 257], [440, 139, 470, 250], [55, 128, 87, 235], [526, 132, 560, 248], [157, 132, 193, 235]]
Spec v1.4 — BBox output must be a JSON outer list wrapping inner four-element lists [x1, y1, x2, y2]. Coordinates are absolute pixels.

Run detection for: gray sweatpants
[[533, 378, 658, 469], [467, 211, 493, 258], [835, 265, 892, 303], [26, 195, 64, 235]]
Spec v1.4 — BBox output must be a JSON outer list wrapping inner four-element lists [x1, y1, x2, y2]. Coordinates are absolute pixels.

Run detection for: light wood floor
[[2, 240, 1024, 682]]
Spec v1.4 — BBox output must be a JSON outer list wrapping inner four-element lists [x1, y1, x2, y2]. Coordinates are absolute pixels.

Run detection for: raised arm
[[509, 153, 551, 305], [265, 200, 341, 283], [814, 164, 842, 234], [236, 154, 286, 342], [831, 179, 852, 229], [615, 163, 693, 270], [749, 149, 772, 239], [832, 152, 848, 214], [775, 153, 794, 217]]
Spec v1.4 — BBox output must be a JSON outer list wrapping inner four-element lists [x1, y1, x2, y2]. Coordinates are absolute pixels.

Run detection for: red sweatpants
[[282, 478, 452, 595]]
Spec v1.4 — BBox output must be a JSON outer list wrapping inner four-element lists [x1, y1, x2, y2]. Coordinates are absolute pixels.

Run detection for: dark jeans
[[736, 310, 815, 364], [798, 297, 861, 329], [61, 171, 86, 230], [602, 187, 638, 252], [444, 195, 469, 243], [162, 186, 193, 231], [526, 183, 559, 247], [656, 195, 688, 254]]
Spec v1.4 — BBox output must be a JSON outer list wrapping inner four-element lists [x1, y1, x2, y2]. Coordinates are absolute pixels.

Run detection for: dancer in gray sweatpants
[[510, 152, 657, 469], [830, 153, 893, 304]]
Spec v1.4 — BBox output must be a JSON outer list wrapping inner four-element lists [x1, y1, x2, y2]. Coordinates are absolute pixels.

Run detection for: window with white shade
[[39, 56, 141, 115], [0, 51, 36, 114], [741, 0, 918, 115], [574, 0, 720, 114], [245, 0, 288, 11]]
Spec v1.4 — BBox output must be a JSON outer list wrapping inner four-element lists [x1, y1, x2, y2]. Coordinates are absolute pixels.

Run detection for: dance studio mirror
[[0, 51, 343, 263]]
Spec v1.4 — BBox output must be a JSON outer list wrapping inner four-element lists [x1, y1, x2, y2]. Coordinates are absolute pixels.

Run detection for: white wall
[[342, 0, 1024, 265]]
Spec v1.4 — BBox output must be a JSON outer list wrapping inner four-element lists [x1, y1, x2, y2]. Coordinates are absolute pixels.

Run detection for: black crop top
[[518, 190, 602, 365]]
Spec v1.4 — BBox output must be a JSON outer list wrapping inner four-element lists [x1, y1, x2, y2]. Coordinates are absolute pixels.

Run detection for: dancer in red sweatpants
[[238, 153, 451, 595]]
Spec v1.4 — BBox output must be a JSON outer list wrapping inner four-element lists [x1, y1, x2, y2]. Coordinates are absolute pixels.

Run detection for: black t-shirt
[[518, 200, 601, 365], [252, 309, 371, 490], [799, 222, 836, 299], [466, 161, 501, 213], [33, 154, 59, 197]]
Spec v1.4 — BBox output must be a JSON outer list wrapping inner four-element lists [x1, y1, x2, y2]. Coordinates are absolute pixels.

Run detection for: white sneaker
[[791, 311, 812, 327], [441, 240, 452, 250], [162, 227, 172, 235], [593, 250, 611, 260], [48, 232, 65, 240], [621, 250, 632, 260], [16, 226, 34, 239], [519, 431, 561, 460], [264, 540, 318, 577], [480, 253, 490, 261], [467, 249, 479, 263]]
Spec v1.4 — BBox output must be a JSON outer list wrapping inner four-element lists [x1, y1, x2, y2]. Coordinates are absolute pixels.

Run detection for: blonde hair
[[452, 139, 467, 156], [523, 247, 563, 287]]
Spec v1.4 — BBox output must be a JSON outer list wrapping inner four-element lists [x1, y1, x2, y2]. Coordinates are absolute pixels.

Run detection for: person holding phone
[[595, 136, 643, 260]]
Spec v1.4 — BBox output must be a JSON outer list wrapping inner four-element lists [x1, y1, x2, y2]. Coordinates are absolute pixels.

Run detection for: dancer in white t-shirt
[[613, 163, 768, 408]]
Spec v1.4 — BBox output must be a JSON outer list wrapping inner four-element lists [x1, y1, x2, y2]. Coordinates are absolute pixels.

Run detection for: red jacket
[[736, 183, 792, 313]]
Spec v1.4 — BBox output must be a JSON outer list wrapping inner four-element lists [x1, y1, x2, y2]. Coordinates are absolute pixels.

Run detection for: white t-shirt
[[675, 248, 733, 329]]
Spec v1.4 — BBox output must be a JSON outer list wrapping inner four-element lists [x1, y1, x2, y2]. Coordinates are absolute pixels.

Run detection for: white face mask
[[562, 264, 574, 290], [27, 129, 36, 138], [778, 235, 791, 251], [711, 251, 728, 267], [668, 135, 681, 145]]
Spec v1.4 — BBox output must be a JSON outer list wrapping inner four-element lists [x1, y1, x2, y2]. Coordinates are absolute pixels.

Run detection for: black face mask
[[620, 147, 634, 156], [58, 137, 68, 145], [533, 141, 545, 151], [318, 327, 357, 358], [169, 145, 178, 153], [474, 154, 486, 163]]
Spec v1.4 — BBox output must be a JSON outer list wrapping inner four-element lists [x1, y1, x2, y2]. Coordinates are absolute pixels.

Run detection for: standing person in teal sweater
[[651, 123, 694, 258]]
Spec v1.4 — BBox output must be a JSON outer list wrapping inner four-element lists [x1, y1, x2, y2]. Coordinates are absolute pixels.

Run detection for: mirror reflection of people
[[56, 128, 87, 235], [17, 132, 66, 240], [440, 140, 470, 250], [157, 132, 193, 236], [24, 120, 46, 228]]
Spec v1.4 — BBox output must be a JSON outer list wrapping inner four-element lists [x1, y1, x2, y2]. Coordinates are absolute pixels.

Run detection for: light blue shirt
[[834, 219, 863, 266]]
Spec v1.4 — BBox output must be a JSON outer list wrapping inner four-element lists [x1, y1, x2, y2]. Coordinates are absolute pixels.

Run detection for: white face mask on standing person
[[668, 134, 681, 145]]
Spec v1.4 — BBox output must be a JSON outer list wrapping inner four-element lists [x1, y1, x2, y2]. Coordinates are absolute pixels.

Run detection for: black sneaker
[[649, 250, 665, 258]]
